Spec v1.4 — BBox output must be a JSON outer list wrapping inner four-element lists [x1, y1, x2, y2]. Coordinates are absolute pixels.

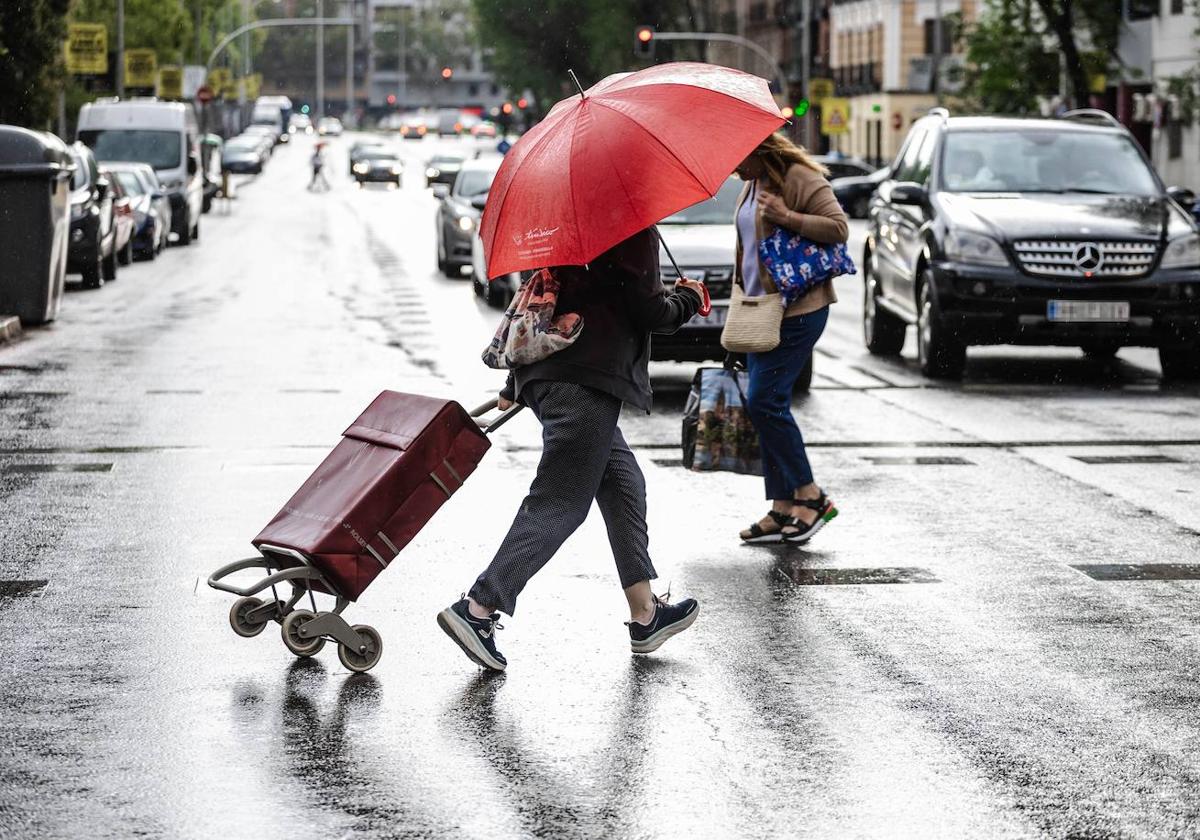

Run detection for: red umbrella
[[479, 62, 785, 282]]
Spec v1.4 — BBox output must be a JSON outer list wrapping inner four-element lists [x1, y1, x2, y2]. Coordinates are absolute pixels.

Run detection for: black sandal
[[782, 492, 839, 544], [740, 510, 794, 544]]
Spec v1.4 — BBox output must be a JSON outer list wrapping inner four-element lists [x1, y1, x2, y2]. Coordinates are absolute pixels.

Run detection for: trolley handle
[[470, 397, 524, 434]]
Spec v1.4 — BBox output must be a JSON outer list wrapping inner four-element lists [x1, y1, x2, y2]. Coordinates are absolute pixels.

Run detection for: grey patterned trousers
[[469, 380, 657, 616]]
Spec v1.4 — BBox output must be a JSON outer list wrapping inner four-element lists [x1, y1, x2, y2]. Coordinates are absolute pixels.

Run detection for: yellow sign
[[1089, 73, 1107, 94], [208, 68, 231, 97], [124, 49, 157, 88], [65, 23, 108, 75], [820, 97, 850, 135], [158, 65, 183, 99], [808, 77, 835, 103], [244, 73, 262, 101]]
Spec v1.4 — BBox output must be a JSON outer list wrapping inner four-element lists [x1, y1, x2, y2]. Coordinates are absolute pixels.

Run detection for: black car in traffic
[[354, 149, 404, 186], [833, 165, 890, 219], [863, 109, 1200, 381], [66, 142, 117, 288]]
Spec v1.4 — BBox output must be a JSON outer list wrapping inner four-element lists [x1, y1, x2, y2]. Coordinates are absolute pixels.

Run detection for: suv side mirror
[[470, 194, 489, 211], [890, 182, 927, 206], [187, 156, 199, 176], [94, 178, 109, 200], [1167, 186, 1197, 209], [432, 183, 450, 199]]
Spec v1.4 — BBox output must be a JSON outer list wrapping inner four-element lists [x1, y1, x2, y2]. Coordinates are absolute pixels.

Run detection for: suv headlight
[[458, 215, 475, 232], [353, 162, 368, 174], [944, 229, 1008, 266], [1160, 232, 1200, 269]]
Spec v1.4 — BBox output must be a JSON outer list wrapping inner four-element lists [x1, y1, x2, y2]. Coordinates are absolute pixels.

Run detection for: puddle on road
[[776, 565, 940, 585], [0, 580, 48, 599], [1072, 564, 1200, 581], [1071, 454, 1183, 465], [3, 463, 113, 473]]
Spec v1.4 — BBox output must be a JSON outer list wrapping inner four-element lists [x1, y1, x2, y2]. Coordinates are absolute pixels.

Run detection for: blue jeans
[[744, 307, 829, 501]]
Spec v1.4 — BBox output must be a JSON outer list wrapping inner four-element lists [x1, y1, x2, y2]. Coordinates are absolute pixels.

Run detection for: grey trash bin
[[0, 126, 74, 325]]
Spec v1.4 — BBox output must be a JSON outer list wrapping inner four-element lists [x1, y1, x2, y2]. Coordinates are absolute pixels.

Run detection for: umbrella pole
[[568, 69, 587, 98], [655, 228, 711, 316]]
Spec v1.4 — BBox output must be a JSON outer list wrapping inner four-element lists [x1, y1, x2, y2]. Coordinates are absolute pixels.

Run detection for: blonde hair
[[753, 132, 828, 192]]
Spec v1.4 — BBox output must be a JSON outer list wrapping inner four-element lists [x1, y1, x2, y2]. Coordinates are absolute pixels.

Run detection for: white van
[[77, 98, 204, 246], [253, 95, 293, 142]]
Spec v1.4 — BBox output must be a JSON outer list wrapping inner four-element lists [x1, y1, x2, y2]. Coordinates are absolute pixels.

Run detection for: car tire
[[852, 195, 871, 219], [917, 272, 965, 380], [436, 227, 449, 274], [102, 243, 117, 282], [178, 213, 192, 246], [81, 247, 103, 289], [191, 217, 200, 243], [117, 235, 133, 266], [863, 257, 906, 356], [485, 276, 508, 308], [1081, 341, 1121, 360], [1159, 344, 1200, 382]]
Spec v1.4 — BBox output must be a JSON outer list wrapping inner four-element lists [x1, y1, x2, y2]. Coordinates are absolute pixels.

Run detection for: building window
[[1168, 120, 1183, 159], [923, 18, 953, 54], [468, 83, 479, 97], [1170, 0, 1184, 13], [749, 2, 767, 23]]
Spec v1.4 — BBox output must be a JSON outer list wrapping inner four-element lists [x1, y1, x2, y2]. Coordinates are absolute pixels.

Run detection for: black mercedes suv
[[862, 109, 1200, 380]]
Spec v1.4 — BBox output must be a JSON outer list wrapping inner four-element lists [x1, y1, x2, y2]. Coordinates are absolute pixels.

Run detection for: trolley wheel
[[229, 596, 270, 637], [281, 609, 326, 657], [337, 624, 383, 673]]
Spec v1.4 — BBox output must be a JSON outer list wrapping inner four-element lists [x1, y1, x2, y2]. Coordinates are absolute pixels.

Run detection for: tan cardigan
[[734, 163, 850, 317]]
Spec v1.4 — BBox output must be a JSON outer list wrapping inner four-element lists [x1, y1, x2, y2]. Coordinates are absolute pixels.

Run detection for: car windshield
[[78, 129, 181, 170], [115, 171, 144, 195], [659, 178, 743, 224], [455, 169, 495, 196], [941, 130, 1159, 195], [367, 154, 399, 163]]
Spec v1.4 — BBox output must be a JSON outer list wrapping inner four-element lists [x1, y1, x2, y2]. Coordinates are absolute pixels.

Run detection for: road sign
[[124, 49, 157, 89], [245, 73, 262, 101], [158, 66, 183, 99], [196, 85, 214, 104], [64, 23, 107, 75], [208, 68, 231, 98], [497, 139, 512, 155], [808, 77, 835, 103], [821, 98, 850, 135]]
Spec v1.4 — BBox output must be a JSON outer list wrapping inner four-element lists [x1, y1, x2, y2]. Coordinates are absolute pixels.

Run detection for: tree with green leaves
[[0, 0, 71, 127]]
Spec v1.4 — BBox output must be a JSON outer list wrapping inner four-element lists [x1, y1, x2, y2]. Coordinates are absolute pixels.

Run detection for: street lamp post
[[345, 0, 354, 123], [116, 0, 125, 97], [317, 0, 325, 121]]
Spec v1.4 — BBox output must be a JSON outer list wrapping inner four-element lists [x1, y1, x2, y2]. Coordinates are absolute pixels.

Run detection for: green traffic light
[[301, 104, 310, 114], [795, 99, 810, 117], [872, 104, 882, 113]]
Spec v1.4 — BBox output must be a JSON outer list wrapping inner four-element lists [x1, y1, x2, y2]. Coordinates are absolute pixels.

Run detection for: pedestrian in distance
[[734, 132, 849, 545], [437, 227, 708, 672], [308, 143, 329, 192]]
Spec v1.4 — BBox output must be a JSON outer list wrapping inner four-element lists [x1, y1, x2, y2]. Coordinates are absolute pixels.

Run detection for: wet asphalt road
[[3, 133, 1200, 840]]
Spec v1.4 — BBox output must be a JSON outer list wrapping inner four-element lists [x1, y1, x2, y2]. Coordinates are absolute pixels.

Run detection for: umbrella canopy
[[479, 62, 785, 279]]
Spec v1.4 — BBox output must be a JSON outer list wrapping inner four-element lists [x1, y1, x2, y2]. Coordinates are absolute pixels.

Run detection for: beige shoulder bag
[[721, 273, 783, 354]]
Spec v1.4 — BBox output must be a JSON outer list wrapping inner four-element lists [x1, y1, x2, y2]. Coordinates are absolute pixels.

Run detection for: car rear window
[[941, 130, 1158, 195], [660, 178, 742, 224]]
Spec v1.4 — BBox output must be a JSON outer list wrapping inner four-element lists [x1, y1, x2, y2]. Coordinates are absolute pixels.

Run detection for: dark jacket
[[502, 227, 701, 412]]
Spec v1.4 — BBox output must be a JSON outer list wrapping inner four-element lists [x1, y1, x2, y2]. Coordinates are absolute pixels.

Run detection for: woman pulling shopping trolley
[[724, 132, 853, 546]]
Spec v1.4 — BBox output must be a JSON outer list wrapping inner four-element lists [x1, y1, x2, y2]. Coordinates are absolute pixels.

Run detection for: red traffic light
[[441, 67, 453, 79], [636, 26, 653, 43], [386, 94, 396, 105], [517, 97, 528, 109]]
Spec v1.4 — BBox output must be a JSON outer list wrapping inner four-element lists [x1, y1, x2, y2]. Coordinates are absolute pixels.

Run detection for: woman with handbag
[[729, 132, 850, 545], [438, 226, 708, 671]]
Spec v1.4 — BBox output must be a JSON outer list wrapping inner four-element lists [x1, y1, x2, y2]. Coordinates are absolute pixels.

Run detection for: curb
[[0, 315, 23, 345]]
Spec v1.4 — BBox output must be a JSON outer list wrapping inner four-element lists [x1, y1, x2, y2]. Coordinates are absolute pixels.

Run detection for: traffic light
[[501, 101, 513, 115], [300, 104, 310, 114], [386, 94, 396, 106], [794, 98, 810, 117], [441, 67, 453, 80], [517, 97, 528, 109], [634, 25, 655, 59]]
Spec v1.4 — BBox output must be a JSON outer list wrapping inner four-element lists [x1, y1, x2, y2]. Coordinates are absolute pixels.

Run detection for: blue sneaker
[[627, 592, 700, 654], [438, 598, 507, 672]]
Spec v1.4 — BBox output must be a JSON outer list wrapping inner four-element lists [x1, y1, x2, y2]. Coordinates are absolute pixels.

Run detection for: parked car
[[399, 115, 428, 140], [863, 108, 1200, 381], [354, 148, 404, 186], [222, 136, 265, 174], [317, 117, 343, 136], [255, 95, 293, 142], [651, 177, 742, 363], [242, 124, 278, 153], [436, 157, 500, 277], [66, 142, 117, 288], [425, 153, 465, 188], [832, 165, 890, 219], [813, 154, 876, 180], [104, 168, 136, 267], [289, 113, 312, 134], [77, 98, 204, 246], [105, 162, 170, 259], [348, 140, 391, 176]]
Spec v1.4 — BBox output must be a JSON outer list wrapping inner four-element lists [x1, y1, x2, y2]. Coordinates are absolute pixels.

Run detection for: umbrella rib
[[590, 99, 717, 199]]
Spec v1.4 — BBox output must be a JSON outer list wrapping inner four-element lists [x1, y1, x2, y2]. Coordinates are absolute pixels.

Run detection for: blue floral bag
[[758, 231, 857, 307]]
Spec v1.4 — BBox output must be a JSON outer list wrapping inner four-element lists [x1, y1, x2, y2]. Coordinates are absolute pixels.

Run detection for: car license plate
[[689, 305, 727, 328], [1046, 300, 1130, 323]]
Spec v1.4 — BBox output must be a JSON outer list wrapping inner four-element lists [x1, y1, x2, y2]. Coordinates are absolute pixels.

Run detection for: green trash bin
[[0, 126, 74, 325]]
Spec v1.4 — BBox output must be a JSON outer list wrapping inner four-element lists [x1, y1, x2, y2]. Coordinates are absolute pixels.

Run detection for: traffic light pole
[[649, 32, 786, 100]]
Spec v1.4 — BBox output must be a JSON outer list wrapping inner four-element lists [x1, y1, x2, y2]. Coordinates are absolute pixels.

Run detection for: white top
[[737, 181, 762, 295]]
